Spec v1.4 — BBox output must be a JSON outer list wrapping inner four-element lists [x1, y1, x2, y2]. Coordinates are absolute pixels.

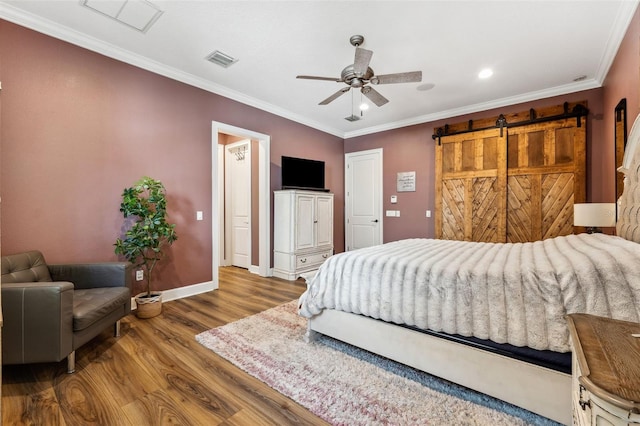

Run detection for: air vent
[[206, 50, 238, 68], [344, 115, 361, 122], [81, 0, 163, 33]]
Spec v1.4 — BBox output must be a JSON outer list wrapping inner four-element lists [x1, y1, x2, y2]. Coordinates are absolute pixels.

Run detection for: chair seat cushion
[[73, 287, 130, 331]]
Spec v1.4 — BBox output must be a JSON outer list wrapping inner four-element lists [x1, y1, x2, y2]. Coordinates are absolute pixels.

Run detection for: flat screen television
[[281, 156, 328, 191]]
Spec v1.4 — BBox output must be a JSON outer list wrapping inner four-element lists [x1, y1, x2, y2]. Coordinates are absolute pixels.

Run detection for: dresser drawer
[[296, 250, 332, 268]]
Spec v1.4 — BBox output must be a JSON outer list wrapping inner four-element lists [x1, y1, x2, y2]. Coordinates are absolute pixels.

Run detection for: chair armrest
[[49, 262, 132, 290], [1, 282, 74, 364]]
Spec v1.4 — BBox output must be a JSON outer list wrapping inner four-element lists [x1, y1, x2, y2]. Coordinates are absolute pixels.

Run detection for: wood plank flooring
[[2, 267, 329, 425]]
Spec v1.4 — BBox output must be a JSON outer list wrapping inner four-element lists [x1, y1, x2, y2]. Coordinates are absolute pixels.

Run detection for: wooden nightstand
[[566, 314, 640, 425]]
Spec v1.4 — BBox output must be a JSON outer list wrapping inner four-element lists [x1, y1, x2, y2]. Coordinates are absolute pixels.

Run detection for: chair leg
[[67, 351, 76, 374], [114, 319, 121, 337]]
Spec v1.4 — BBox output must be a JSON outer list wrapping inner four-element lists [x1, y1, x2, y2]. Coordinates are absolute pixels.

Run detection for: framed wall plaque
[[397, 171, 416, 192]]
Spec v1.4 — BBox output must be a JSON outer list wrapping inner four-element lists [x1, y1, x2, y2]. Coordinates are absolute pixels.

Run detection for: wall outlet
[[426, 210, 431, 218], [196, 211, 203, 221], [136, 270, 144, 281]]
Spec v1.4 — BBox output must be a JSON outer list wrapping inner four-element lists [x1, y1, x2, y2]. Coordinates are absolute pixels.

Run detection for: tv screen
[[282, 156, 326, 191]]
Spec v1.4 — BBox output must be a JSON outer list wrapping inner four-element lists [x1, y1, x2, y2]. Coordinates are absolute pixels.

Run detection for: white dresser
[[567, 314, 640, 426], [273, 190, 334, 280]]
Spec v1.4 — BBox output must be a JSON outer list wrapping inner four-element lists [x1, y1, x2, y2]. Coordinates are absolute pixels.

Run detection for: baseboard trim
[[130, 280, 216, 310]]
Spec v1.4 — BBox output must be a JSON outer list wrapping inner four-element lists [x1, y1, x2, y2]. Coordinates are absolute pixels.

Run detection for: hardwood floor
[[2, 267, 329, 425]]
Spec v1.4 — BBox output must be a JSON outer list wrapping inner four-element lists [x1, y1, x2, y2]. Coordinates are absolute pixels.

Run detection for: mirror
[[615, 99, 627, 199]]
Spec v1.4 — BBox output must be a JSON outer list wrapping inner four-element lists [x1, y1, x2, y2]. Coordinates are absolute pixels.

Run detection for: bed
[[298, 117, 640, 425]]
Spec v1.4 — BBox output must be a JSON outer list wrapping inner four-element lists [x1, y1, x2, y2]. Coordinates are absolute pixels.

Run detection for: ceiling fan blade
[[353, 47, 373, 77], [361, 86, 389, 107], [297, 75, 342, 82], [319, 87, 351, 105], [372, 71, 422, 85]]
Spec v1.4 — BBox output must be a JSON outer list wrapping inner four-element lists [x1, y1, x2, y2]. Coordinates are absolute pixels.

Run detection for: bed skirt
[[307, 308, 572, 425]]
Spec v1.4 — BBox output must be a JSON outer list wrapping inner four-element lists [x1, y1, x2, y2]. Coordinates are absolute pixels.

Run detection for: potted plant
[[115, 176, 178, 318]]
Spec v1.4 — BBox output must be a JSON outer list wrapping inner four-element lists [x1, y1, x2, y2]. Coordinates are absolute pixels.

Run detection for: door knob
[[372, 219, 379, 223]]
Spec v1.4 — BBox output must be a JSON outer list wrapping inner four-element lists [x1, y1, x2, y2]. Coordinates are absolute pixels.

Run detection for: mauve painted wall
[[603, 5, 640, 198], [346, 88, 607, 242], [0, 20, 343, 293]]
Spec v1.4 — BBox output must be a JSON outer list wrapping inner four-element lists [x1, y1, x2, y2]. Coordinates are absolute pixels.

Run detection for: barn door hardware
[[496, 115, 507, 137], [432, 101, 589, 142]]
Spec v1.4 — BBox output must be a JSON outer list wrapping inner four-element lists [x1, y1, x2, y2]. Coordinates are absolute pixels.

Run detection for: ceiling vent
[[206, 50, 238, 68], [81, 0, 163, 33]]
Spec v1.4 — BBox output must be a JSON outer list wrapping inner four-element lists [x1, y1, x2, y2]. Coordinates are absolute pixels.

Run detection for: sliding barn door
[[506, 119, 586, 242], [435, 129, 507, 242]]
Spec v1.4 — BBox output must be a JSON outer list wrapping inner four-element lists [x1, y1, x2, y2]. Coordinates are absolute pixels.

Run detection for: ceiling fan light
[[360, 103, 369, 111]]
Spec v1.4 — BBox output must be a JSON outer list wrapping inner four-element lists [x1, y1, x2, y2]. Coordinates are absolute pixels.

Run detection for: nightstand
[[566, 314, 640, 425]]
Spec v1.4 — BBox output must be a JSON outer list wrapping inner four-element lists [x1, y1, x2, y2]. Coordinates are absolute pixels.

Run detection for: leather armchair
[[1, 250, 131, 373]]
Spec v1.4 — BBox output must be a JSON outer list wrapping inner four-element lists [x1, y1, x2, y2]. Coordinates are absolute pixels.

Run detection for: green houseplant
[[115, 176, 178, 318]]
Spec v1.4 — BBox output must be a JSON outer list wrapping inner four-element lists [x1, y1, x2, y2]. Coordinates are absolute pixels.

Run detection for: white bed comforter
[[298, 234, 640, 352]]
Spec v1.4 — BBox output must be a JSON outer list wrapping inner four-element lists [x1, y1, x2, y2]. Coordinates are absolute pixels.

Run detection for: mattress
[[299, 233, 640, 352]]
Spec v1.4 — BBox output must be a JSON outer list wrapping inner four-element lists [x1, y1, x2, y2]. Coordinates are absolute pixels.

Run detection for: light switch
[[426, 210, 431, 218], [196, 211, 204, 221], [390, 195, 397, 204], [386, 210, 395, 217], [396, 210, 401, 217]]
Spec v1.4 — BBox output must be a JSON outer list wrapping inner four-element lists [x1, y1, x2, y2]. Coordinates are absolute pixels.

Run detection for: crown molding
[[344, 78, 601, 139], [594, 0, 640, 83]]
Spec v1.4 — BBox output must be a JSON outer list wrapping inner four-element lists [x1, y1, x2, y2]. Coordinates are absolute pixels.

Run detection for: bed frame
[[307, 308, 571, 425]]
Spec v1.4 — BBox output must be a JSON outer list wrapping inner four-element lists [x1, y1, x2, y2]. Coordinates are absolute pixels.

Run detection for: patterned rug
[[196, 301, 559, 426]]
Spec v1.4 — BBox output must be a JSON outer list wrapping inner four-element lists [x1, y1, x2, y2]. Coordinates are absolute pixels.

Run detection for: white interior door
[[345, 148, 383, 251], [225, 140, 251, 268]]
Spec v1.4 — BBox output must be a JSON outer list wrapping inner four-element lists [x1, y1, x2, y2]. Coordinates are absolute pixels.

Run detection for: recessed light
[[478, 68, 493, 79], [417, 83, 435, 92]]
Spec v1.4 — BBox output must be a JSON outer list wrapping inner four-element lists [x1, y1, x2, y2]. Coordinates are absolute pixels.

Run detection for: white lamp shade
[[573, 203, 616, 227]]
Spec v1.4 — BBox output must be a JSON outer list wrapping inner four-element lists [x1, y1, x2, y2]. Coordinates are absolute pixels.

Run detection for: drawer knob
[[322, 254, 328, 258], [300, 258, 307, 263]]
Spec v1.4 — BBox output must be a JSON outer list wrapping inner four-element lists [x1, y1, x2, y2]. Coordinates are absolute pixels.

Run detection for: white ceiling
[[1, 1, 638, 138]]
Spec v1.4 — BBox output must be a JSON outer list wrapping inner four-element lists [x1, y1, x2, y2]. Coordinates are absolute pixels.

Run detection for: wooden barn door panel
[[436, 129, 507, 242], [440, 179, 465, 240], [506, 119, 586, 242], [541, 173, 575, 239]]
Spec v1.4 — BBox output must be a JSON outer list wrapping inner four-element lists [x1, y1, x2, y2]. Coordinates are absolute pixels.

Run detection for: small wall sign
[[397, 171, 416, 192]]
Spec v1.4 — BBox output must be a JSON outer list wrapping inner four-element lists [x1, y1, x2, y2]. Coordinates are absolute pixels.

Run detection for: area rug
[[196, 301, 559, 426]]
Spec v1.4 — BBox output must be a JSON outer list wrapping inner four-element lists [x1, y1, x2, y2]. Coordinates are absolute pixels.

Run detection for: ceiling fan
[[297, 35, 422, 107]]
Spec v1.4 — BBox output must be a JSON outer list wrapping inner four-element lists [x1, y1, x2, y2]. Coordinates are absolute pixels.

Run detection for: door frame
[[211, 122, 271, 289], [345, 148, 384, 250]]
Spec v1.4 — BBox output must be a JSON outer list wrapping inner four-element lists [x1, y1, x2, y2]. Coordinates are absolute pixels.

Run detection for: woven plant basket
[[135, 292, 162, 319]]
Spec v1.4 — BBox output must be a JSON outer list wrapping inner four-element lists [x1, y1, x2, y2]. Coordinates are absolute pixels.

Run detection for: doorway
[[211, 122, 271, 290]]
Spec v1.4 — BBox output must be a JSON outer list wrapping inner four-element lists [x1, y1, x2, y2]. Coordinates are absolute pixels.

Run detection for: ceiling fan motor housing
[[342, 65, 374, 87]]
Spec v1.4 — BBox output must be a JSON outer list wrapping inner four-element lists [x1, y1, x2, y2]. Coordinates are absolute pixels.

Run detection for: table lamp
[[573, 203, 616, 234]]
